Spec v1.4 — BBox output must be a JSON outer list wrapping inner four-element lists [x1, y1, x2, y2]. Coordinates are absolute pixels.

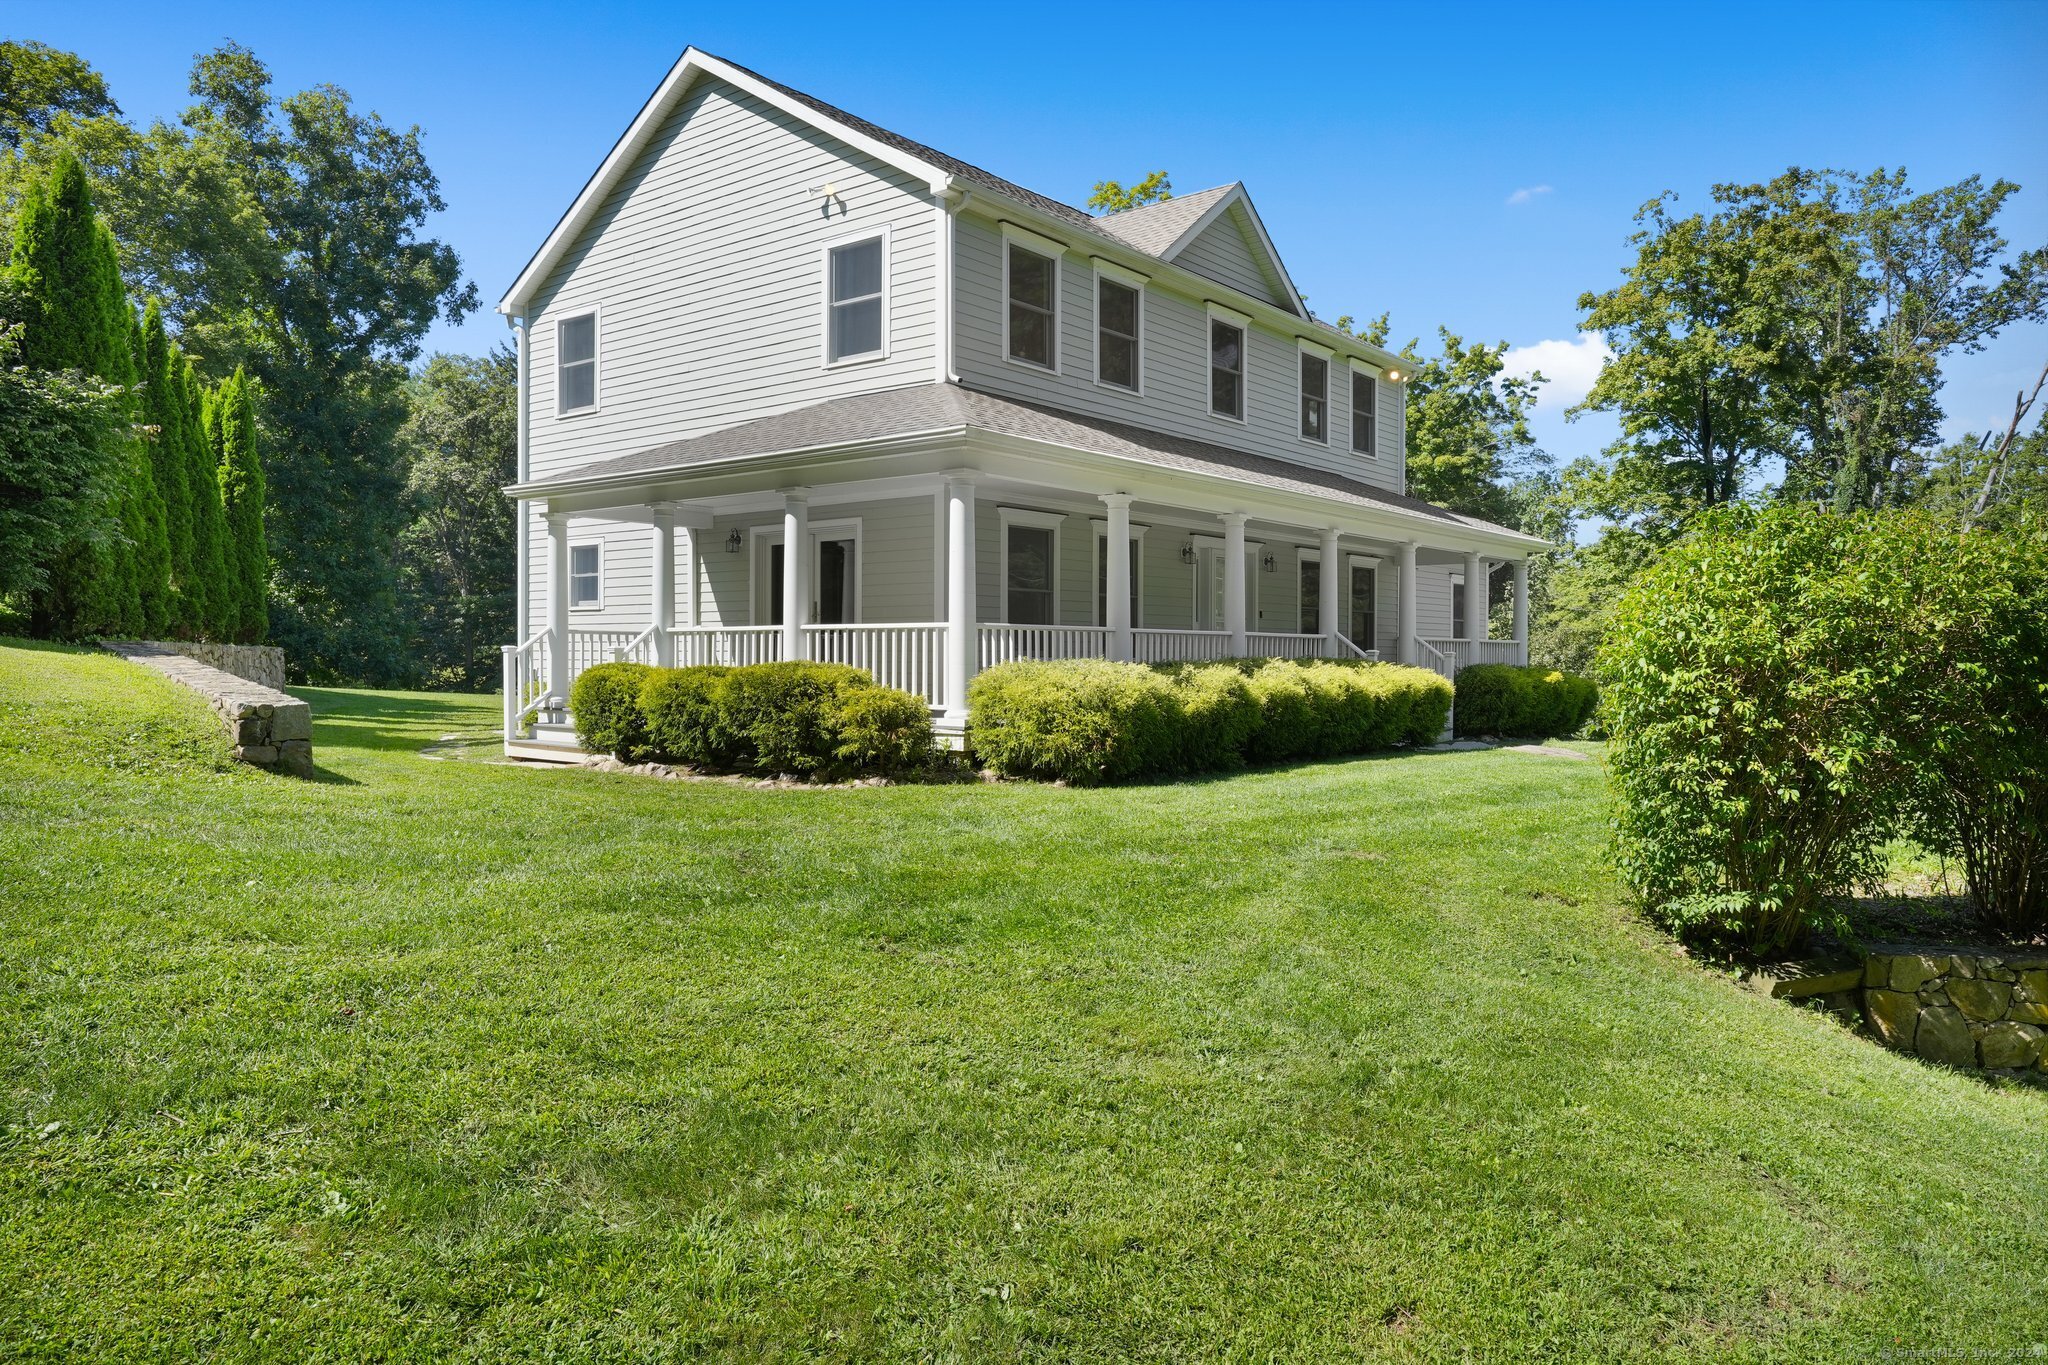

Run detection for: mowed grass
[[1, 638, 2043, 1362]]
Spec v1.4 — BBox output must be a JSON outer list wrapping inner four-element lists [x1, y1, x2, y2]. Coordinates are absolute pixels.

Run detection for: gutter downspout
[[938, 187, 971, 385]]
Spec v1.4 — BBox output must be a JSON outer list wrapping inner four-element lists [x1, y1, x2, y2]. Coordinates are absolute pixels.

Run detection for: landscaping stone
[[1771, 965, 1865, 1000], [2009, 1002, 2048, 1027], [127, 639, 286, 690], [1948, 978, 2014, 1022], [1863, 990, 1919, 1050], [1977, 1022, 2044, 1070], [1887, 954, 1947, 993], [103, 641, 313, 777], [2018, 969, 2048, 1002], [1913, 1006, 1974, 1068]]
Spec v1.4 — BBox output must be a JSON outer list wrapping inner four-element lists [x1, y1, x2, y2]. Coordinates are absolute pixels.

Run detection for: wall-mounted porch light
[[1261, 551, 1277, 574], [1179, 540, 1196, 566], [725, 528, 744, 553]]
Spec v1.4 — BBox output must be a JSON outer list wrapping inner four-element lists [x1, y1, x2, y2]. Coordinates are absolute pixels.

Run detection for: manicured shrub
[[1454, 664, 1599, 739], [710, 661, 872, 775], [1240, 660, 1318, 763], [1167, 664, 1259, 772], [569, 662, 656, 761], [639, 665, 735, 768], [969, 659, 1182, 784], [830, 684, 937, 776]]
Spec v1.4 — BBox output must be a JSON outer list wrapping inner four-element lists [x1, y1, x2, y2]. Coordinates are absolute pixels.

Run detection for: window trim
[[1348, 357, 1381, 457], [1001, 225, 1063, 375], [567, 539, 604, 611], [1088, 517, 1148, 627], [996, 505, 1065, 624], [1206, 302, 1252, 425], [1299, 339, 1333, 445], [1091, 258, 1148, 395], [820, 226, 891, 368], [749, 518, 865, 625], [554, 306, 601, 419]]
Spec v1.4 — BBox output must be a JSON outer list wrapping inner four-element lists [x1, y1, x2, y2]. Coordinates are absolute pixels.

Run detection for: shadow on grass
[[292, 687, 498, 759]]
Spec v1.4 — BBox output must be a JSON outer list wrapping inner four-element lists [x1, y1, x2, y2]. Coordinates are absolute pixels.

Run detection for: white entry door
[[1194, 547, 1226, 630], [760, 528, 860, 624]]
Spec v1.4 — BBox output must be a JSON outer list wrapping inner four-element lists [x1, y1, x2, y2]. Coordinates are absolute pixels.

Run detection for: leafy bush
[[970, 657, 1452, 783], [829, 684, 938, 776], [711, 661, 871, 775], [1599, 506, 1906, 955], [639, 665, 734, 769], [626, 660, 933, 779], [968, 659, 1182, 784], [1454, 664, 1599, 739], [569, 662, 656, 761]]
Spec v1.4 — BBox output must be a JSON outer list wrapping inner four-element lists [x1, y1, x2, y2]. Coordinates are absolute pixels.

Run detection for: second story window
[[1096, 277, 1140, 391], [1210, 319, 1245, 420], [557, 312, 597, 415], [1006, 243, 1057, 369], [1352, 369, 1378, 455], [1300, 352, 1328, 442], [827, 235, 886, 363]]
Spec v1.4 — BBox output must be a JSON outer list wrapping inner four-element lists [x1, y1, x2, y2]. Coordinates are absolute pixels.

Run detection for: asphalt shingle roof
[[1089, 185, 1239, 257], [533, 382, 1525, 540]]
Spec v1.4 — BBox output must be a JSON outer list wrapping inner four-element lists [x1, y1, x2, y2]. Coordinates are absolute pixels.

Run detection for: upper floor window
[[1301, 352, 1329, 442], [1210, 318, 1245, 420], [569, 542, 602, 609], [827, 235, 886, 363], [1006, 243, 1057, 369], [1351, 369, 1378, 455], [1096, 277, 1140, 391], [557, 312, 597, 415]]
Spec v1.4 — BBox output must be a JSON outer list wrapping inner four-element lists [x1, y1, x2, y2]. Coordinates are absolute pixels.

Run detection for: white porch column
[[1318, 526, 1341, 649], [1103, 493, 1133, 662], [1464, 550, 1488, 643], [1397, 540, 1418, 665], [944, 474, 977, 721], [1222, 512, 1249, 656], [782, 488, 809, 661], [681, 524, 702, 627], [1512, 558, 1530, 663], [650, 501, 677, 666], [545, 510, 571, 700]]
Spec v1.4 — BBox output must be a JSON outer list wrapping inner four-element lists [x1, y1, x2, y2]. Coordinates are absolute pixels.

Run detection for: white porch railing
[[565, 628, 641, 679], [611, 624, 662, 665], [807, 622, 947, 705], [1332, 634, 1380, 661], [1410, 636, 1455, 682], [1248, 631, 1332, 660], [978, 624, 1112, 669], [1132, 628, 1233, 662], [1423, 637, 1528, 675], [500, 627, 553, 740], [670, 625, 784, 668]]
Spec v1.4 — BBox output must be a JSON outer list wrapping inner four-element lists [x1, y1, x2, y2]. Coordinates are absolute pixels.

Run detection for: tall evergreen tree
[[211, 368, 268, 643], [137, 300, 193, 630], [180, 359, 230, 637], [124, 314, 169, 634]]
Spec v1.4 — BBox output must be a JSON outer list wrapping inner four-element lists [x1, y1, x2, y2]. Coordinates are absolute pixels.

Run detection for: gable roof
[[510, 382, 1544, 548], [1096, 184, 1302, 315]]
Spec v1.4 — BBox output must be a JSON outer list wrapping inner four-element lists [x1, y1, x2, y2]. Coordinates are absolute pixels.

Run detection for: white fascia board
[[500, 48, 951, 314], [503, 427, 967, 501]]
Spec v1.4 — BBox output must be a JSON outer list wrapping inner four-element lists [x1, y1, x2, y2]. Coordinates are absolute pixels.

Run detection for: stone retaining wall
[[106, 641, 312, 777], [130, 639, 287, 690], [1862, 949, 2048, 1075]]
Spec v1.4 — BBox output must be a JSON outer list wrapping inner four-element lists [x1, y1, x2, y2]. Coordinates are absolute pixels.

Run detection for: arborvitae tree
[[181, 359, 230, 637], [211, 368, 268, 643], [5, 152, 99, 372], [137, 300, 193, 629]]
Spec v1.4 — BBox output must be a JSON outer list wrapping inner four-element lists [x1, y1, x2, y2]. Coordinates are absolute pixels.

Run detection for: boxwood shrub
[[579, 660, 935, 779], [1453, 664, 1599, 739], [970, 657, 1452, 784]]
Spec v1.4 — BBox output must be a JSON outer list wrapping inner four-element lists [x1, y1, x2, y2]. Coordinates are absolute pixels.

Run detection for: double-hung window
[[556, 312, 597, 415], [1351, 369, 1378, 455], [1006, 242, 1057, 369], [827, 235, 885, 363], [1300, 351, 1329, 442], [569, 543, 602, 609], [1299, 556, 1319, 634], [999, 508, 1062, 624], [1210, 318, 1246, 419], [1096, 276, 1140, 390]]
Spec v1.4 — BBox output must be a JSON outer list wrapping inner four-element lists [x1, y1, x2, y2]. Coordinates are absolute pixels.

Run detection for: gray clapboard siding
[[1173, 202, 1292, 311], [525, 75, 940, 485], [953, 215, 1407, 496]]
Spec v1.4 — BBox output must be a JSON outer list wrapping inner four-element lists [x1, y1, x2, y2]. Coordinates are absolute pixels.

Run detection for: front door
[[1349, 563, 1376, 649], [765, 533, 859, 624], [1195, 547, 1226, 630]]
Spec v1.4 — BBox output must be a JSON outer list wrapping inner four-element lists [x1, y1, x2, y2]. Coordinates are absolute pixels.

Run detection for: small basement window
[[557, 312, 597, 415], [828, 235, 885, 362]]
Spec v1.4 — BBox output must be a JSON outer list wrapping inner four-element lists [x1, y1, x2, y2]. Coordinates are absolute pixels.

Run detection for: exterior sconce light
[[1383, 368, 1402, 382], [1179, 541, 1196, 566], [1261, 551, 1277, 574], [725, 528, 744, 553]]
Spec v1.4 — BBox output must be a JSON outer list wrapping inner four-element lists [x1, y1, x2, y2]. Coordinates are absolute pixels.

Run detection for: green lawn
[[2, 638, 2043, 1361]]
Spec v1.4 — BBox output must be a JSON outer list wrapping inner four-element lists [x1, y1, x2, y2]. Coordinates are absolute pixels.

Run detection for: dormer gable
[[1094, 183, 1301, 316]]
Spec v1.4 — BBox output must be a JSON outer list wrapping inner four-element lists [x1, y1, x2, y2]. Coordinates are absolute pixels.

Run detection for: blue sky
[[16, 0, 2048, 466]]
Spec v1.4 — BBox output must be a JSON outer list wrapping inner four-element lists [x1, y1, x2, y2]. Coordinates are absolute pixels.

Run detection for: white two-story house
[[499, 49, 1546, 756]]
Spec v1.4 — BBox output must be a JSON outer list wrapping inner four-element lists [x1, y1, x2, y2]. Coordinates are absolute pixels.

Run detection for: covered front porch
[[502, 452, 1534, 757]]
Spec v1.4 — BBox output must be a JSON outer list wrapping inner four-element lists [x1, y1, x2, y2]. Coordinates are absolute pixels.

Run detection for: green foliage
[[0, 40, 118, 150], [638, 665, 736, 770], [211, 367, 268, 643], [1397, 329, 1553, 527], [135, 301, 192, 627], [180, 362, 229, 638], [970, 658, 1453, 784], [394, 350, 515, 687], [1087, 170, 1173, 213], [828, 685, 938, 777], [569, 662, 657, 763], [625, 662, 936, 779], [710, 661, 879, 776], [1454, 664, 1599, 739], [0, 323, 123, 605]]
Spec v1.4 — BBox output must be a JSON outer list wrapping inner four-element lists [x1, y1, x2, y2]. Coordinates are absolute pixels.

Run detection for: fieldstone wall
[[1862, 949, 2048, 1075], [105, 641, 313, 777], [131, 639, 286, 691]]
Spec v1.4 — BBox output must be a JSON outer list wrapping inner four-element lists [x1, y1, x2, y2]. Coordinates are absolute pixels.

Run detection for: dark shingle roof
[[529, 382, 1526, 540]]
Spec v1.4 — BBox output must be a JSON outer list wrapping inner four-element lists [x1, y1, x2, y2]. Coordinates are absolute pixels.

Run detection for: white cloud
[[1505, 184, 1554, 206], [1501, 335, 1613, 407]]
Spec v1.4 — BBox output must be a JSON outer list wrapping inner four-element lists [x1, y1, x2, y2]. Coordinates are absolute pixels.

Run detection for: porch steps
[[504, 720, 588, 765]]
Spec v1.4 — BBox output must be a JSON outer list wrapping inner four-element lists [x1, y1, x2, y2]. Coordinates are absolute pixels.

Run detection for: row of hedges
[[968, 658, 1453, 785], [1602, 505, 2048, 953], [570, 661, 935, 778], [1453, 664, 1598, 739]]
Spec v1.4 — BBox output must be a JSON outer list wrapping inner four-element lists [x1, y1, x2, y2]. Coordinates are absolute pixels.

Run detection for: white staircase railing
[[978, 624, 1112, 669], [611, 625, 662, 665], [1249, 631, 1334, 660], [806, 623, 948, 705], [1332, 634, 1380, 661], [1411, 636, 1455, 682], [1421, 637, 1526, 675], [501, 627, 553, 740], [1132, 628, 1233, 662]]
